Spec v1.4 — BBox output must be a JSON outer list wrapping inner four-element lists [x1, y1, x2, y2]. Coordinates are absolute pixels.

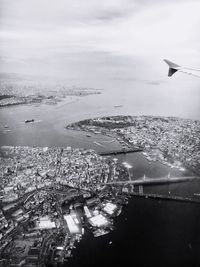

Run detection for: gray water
[[0, 78, 200, 148]]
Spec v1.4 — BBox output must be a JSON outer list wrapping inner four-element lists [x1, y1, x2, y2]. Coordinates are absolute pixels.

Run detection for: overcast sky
[[0, 0, 200, 80]]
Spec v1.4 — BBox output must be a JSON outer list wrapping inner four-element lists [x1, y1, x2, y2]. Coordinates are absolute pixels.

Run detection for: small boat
[[25, 119, 34, 123], [93, 229, 110, 237], [86, 134, 92, 137]]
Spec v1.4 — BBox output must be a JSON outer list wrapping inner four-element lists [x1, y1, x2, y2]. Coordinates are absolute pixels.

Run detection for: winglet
[[163, 59, 180, 77]]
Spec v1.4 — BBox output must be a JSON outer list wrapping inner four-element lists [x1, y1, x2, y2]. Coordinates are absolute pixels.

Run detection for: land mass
[[66, 115, 200, 175], [0, 146, 128, 266], [0, 115, 200, 266], [0, 77, 101, 107]]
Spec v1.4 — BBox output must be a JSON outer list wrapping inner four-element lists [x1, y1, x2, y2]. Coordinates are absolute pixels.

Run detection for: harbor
[[67, 195, 200, 267]]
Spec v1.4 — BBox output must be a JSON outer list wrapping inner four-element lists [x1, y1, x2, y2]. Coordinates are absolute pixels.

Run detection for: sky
[[0, 0, 200, 81]]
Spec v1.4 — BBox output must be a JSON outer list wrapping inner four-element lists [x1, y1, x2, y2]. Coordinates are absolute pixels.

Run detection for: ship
[[25, 119, 34, 123], [93, 229, 110, 237]]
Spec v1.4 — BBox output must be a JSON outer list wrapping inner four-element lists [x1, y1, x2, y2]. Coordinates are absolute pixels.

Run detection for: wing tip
[[164, 59, 180, 77], [163, 59, 180, 68]]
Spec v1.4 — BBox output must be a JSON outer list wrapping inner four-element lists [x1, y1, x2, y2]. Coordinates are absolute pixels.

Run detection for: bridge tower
[[127, 169, 131, 181], [139, 185, 143, 194]]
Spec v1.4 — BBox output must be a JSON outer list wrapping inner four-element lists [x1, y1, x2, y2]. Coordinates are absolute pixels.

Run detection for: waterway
[[69, 197, 200, 267], [0, 93, 200, 266]]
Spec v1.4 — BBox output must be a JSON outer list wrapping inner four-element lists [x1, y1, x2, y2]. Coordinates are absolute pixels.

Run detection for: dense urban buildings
[[67, 116, 200, 174], [0, 115, 200, 266], [0, 146, 127, 266]]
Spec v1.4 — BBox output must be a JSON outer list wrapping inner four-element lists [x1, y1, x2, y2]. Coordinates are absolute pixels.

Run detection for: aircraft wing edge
[[163, 59, 180, 77]]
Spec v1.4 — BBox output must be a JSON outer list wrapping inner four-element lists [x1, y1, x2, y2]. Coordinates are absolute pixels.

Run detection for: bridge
[[105, 176, 200, 186], [130, 192, 200, 204], [99, 148, 142, 156]]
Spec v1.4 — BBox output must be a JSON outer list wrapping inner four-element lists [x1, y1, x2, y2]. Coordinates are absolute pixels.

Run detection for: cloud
[[0, 0, 200, 78], [0, 0, 136, 30]]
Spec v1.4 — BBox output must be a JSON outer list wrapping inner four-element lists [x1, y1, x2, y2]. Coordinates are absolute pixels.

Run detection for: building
[[103, 202, 117, 215], [36, 216, 56, 229], [88, 214, 109, 227], [64, 212, 82, 234]]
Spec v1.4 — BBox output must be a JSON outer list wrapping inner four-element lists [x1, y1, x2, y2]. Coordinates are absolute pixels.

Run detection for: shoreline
[[66, 115, 200, 175], [65, 127, 193, 174]]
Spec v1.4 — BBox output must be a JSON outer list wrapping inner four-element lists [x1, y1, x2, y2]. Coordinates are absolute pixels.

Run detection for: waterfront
[[1, 0, 200, 264], [0, 90, 200, 266], [68, 197, 200, 267]]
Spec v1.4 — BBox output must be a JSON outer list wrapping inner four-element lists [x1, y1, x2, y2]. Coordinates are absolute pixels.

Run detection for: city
[[1, 114, 200, 265], [67, 116, 200, 175], [1, 0, 200, 266], [0, 146, 128, 266], [0, 76, 101, 107]]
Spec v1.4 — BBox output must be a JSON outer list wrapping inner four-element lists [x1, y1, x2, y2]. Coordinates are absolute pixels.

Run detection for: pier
[[99, 148, 142, 156]]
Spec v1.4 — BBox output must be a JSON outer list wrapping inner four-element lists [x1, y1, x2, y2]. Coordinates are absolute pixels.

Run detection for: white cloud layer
[[0, 0, 200, 78]]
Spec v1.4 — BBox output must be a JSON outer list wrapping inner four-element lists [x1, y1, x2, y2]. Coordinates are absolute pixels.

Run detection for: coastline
[[65, 117, 199, 175]]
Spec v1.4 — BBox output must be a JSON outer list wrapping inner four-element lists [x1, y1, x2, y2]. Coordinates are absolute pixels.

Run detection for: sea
[[0, 79, 200, 266]]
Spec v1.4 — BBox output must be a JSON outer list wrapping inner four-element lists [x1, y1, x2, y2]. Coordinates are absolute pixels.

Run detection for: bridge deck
[[105, 176, 199, 186]]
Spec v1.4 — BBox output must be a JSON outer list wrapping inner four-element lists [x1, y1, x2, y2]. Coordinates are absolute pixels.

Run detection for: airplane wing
[[164, 59, 200, 78]]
